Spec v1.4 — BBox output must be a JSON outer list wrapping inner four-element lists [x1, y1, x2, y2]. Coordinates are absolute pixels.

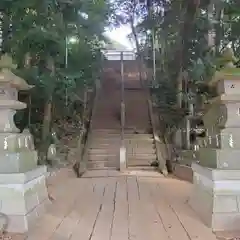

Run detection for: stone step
[[89, 140, 120, 144], [91, 132, 120, 136], [92, 130, 152, 134], [124, 131, 152, 134], [90, 140, 120, 146], [92, 122, 120, 124], [124, 137, 154, 141], [127, 159, 155, 166], [87, 161, 118, 170], [126, 149, 156, 154], [127, 154, 156, 159], [93, 113, 119, 116], [91, 130, 119, 132], [88, 152, 119, 157], [88, 153, 119, 158], [89, 148, 120, 153], [88, 154, 119, 161], [92, 129, 121, 133], [89, 149, 156, 155], [92, 115, 119, 118], [127, 147, 156, 155], [90, 139, 154, 144], [92, 121, 119, 124], [91, 132, 153, 138], [90, 143, 154, 147], [124, 139, 154, 142], [88, 153, 118, 159], [89, 153, 119, 157], [127, 166, 156, 171], [125, 133, 153, 137], [90, 140, 155, 145], [91, 134, 120, 139], [90, 139, 120, 143], [127, 145, 155, 149], [88, 159, 118, 163], [126, 142, 155, 146], [125, 144, 155, 149], [90, 137, 120, 141], [89, 144, 120, 149], [91, 126, 120, 129], [89, 141, 155, 148]]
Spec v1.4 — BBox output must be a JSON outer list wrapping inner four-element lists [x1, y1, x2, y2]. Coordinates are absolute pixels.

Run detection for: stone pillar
[[0, 55, 49, 233], [189, 48, 240, 231]]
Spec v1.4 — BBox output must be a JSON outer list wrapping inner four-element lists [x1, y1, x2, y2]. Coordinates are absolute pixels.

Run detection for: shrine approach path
[[8, 168, 220, 240]]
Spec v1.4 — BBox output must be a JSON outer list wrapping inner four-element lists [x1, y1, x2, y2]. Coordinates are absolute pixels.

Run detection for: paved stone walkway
[[7, 169, 219, 240]]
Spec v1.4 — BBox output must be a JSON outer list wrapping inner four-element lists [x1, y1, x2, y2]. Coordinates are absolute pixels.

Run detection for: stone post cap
[[221, 47, 238, 63], [209, 47, 240, 87], [0, 54, 17, 70], [0, 54, 34, 90]]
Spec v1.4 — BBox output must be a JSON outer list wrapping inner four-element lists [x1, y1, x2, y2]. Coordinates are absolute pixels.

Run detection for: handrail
[[147, 98, 168, 176], [120, 51, 125, 143], [120, 51, 126, 171], [72, 65, 101, 176], [121, 102, 125, 143]]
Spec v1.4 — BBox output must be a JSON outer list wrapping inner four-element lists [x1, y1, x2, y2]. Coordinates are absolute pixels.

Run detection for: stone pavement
[[5, 168, 220, 240]]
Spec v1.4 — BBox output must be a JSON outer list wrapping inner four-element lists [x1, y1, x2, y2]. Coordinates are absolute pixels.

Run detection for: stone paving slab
[[216, 231, 240, 240], [82, 169, 164, 178], [3, 168, 220, 240]]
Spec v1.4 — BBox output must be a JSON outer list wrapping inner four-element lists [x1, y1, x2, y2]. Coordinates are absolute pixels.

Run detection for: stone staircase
[[87, 130, 157, 170], [125, 133, 157, 169], [87, 130, 120, 170], [124, 85, 157, 170], [87, 72, 121, 170], [85, 64, 158, 171]]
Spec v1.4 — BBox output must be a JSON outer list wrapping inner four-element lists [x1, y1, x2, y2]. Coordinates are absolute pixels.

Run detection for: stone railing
[[119, 51, 127, 171], [147, 98, 169, 175], [72, 78, 100, 176]]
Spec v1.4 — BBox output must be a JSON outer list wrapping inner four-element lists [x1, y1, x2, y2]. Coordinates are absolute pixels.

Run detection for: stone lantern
[[0, 54, 49, 233], [189, 48, 240, 231]]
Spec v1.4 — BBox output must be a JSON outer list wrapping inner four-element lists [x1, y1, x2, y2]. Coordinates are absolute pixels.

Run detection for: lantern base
[[189, 163, 240, 232], [0, 150, 38, 174], [199, 148, 240, 169], [0, 166, 50, 233]]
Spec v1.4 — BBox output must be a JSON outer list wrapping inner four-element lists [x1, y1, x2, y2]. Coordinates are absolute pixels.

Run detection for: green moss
[[221, 68, 240, 75]]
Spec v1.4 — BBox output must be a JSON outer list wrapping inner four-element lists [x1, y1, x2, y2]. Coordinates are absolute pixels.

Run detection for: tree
[[0, 0, 111, 163], [113, 0, 240, 166], [112, 0, 148, 82]]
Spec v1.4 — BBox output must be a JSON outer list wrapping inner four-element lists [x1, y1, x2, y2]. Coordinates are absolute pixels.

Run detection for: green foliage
[[114, 0, 240, 131], [0, 0, 111, 158]]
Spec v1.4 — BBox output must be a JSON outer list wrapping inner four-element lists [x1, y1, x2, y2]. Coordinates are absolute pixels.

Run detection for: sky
[[105, 25, 134, 50]]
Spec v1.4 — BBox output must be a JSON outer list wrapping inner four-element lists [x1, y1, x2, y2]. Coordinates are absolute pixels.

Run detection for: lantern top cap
[[221, 47, 238, 68], [208, 47, 240, 86], [0, 54, 17, 70], [0, 55, 34, 90]]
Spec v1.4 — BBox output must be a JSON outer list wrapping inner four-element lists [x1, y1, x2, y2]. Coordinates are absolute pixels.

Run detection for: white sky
[[105, 25, 134, 50]]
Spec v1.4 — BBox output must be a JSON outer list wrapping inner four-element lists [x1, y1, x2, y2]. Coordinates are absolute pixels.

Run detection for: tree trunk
[[130, 17, 143, 85], [39, 57, 55, 164], [2, 11, 11, 53], [24, 52, 31, 68], [214, 1, 224, 55], [176, 68, 183, 109], [42, 97, 53, 145]]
